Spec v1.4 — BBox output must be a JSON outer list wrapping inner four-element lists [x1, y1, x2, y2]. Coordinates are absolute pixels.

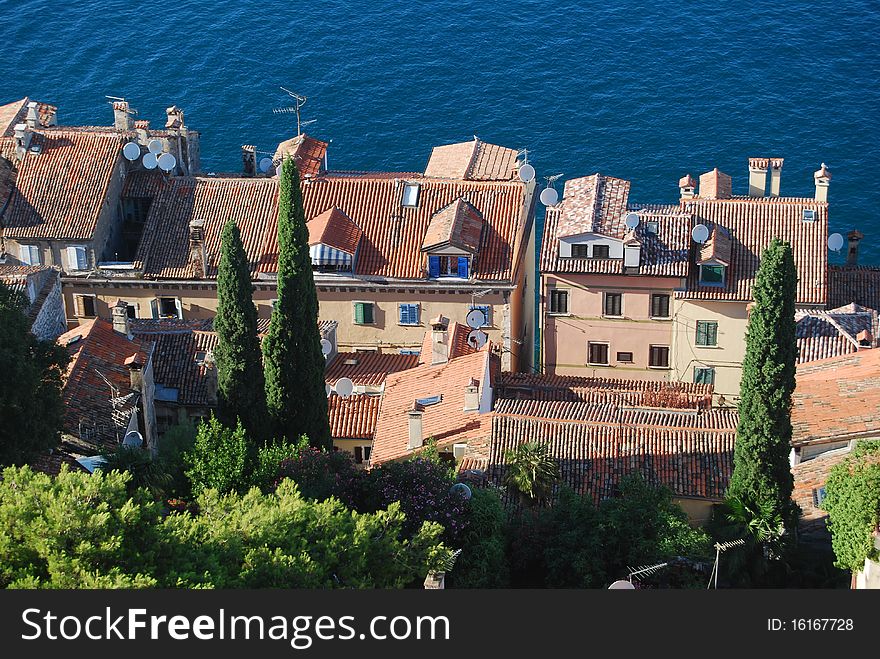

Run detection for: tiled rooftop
[[423, 138, 519, 181], [421, 198, 483, 253], [828, 265, 880, 311], [274, 134, 328, 178], [796, 304, 877, 364], [133, 328, 218, 407], [307, 207, 362, 254], [325, 351, 419, 386], [328, 393, 381, 440]]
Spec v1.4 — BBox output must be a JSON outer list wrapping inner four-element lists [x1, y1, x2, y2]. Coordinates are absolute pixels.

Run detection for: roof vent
[[416, 394, 443, 406], [343, 358, 359, 366], [802, 209, 816, 222]]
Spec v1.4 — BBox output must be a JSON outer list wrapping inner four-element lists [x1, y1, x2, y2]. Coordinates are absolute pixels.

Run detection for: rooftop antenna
[[275, 86, 308, 135], [707, 538, 745, 589], [627, 561, 669, 584], [105, 95, 138, 116]]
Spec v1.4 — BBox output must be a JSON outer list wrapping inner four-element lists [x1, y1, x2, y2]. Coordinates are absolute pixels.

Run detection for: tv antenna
[[105, 95, 138, 116], [627, 561, 669, 583], [275, 87, 308, 135], [707, 538, 745, 589]]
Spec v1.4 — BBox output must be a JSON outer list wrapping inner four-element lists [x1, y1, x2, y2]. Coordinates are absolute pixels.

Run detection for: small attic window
[[803, 209, 816, 222], [195, 351, 207, 364], [645, 221, 659, 235], [402, 183, 420, 207], [416, 394, 442, 406]]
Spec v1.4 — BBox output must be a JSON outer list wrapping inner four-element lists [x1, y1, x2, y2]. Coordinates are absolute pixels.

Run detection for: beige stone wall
[[673, 497, 716, 527]]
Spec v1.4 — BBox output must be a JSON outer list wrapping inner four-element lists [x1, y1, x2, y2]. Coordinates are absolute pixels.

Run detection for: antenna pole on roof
[[277, 87, 308, 135]]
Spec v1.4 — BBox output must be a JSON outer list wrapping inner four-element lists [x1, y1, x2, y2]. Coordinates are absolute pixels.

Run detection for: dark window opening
[[549, 289, 569, 314], [571, 244, 589, 257], [604, 293, 622, 317], [592, 244, 610, 259], [588, 342, 609, 365], [651, 294, 670, 318], [616, 351, 634, 363], [649, 345, 670, 368]]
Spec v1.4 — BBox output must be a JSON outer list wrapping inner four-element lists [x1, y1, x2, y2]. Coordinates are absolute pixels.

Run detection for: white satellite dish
[[325, 383, 332, 397], [466, 308, 486, 329], [122, 142, 141, 161], [334, 377, 354, 398], [147, 139, 164, 154], [518, 163, 535, 183], [828, 232, 844, 252], [157, 152, 177, 172], [122, 430, 143, 448], [608, 580, 635, 590], [320, 338, 332, 356], [449, 482, 472, 500], [691, 224, 710, 244], [142, 152, 158, 170], [467, 329, 487, 349], [259, 157, 273, 173], [625, 213, 640, 230], [540, 187, 559, 207]]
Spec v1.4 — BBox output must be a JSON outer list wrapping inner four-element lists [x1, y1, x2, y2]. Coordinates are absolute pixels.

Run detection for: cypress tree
[[727, 238, 799, 536], [214, 219, 268, 441], [262, 158, 331, 449]]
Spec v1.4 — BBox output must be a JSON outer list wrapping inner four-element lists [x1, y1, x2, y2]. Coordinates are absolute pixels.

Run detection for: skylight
[[416, 394, 442, 406]]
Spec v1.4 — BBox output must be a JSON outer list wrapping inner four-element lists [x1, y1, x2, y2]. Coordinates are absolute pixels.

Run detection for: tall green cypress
[[262, 158, 331, 449], [727, 238, 798, 535], [214, 219, 268, 442]]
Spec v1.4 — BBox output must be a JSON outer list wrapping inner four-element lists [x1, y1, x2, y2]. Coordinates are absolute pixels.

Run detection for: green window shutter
[[708, 322, 717, 345], [363, 303, 374, 324], [354, 302, 364, 324]]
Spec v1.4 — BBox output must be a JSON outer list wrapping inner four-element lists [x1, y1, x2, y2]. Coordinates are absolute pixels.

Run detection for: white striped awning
[[310, 243, 352, 266]]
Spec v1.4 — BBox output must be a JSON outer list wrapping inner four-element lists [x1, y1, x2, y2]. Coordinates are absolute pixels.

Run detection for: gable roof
[[424, 138, 518, 181], [421, 198, 483, 253], [328, 393, 381, 440], [829, 265, 880, 311], [796, 304, 877, 364], [325, 351, 419, 386], [307, 207, 362, 254], [274, 134, 328, 178], [131, 326, 218, 407], [418, 320, 481, 362]]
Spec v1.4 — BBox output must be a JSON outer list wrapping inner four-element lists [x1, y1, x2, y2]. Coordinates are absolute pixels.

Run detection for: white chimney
[[463, 378, 480, 411], [768, 158, 784, 197], [431, 315, 449, 365], [111, 300, 132, 338], [678, 174, 696, 200], [407, 404, 424, 449], [25, 101, 39, 129], [814, 163, 831, 202], [13, 123, 32, 155], [748, 158, 768, 197]]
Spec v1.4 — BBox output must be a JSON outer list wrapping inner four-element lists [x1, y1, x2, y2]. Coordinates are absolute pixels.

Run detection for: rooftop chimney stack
[[204, 351, 218, 406], [431, 315, 450, 365], [748, 158, 769, 197], [13, 123, 32, 159], [814, 163, 832, 202], [111, 300, 132, 338], [698, 168, 732, 200], [768, 158, 784, 197], [463, 378, 480, 411], [189, 218, 207, 279], [678, 174, 696, 200], [125, 354, 144, 392], [242, 145, 257, 177], [407, 403, 424, 450], [847, 230, 863, 266], [133, 120, 150, 145], [25, 101, 39, 129], [112, 101, 134, 131], [165, 106, 184, 130]]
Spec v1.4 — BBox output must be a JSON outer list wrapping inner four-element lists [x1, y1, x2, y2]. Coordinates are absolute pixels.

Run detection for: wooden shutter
[[363, 303, 374, 324], [354, 302, 364, 324], [457, 257, 469, 278], [428, 256, 440, 278], [74, 295, 85, 317], [150, 298, 159, 319], [174, 298, 183, 319]]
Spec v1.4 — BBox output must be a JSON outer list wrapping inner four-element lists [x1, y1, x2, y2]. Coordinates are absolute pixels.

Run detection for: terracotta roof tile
[[0, 98, 28, 137], [421, 198, 483, 252], [424, 138, 518, 181], [328, 393, 381, 439], [796, 306, 877, 364], [307, 207, 362, 254], [325, 351, 419, 386], [828, 265, 880, 310], [418, 320, 480, 362], [274, 134, 328, 178]]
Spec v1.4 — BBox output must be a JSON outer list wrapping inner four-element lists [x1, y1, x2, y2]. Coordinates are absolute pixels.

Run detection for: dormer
[[558, 232, 623, 259], [307, 207, 362, 274], [697, 225, 731, 287], [422, 199, 483, 279]]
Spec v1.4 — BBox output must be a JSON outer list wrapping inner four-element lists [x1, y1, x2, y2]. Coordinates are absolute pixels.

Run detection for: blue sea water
[[1, 0, 879, 263]]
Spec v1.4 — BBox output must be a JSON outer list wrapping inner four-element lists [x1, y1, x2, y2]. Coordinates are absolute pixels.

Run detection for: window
[[469, 304, 491, 327], [645, 220, 659, 235], [353, 445, 373, 465], [603, 292, 622, 317], [153, 297, 182, 320], [399, 303, 420, 325], [549, 289, 569, 314], [812, 486, 826, 508], [126, 303, 137, 319], [616, 351, 633, 363], [74, 294, 96, 318], [696, 320, 718, 347], [588, 342, 609, 365], [402, 183, 420, 207], [399, 349, 421, 355], [20, 244, 41, 265], [651, 293, 670, 319], [700, 264, 725, 286], [571, 244, 589, 257], [649, 345, 670, 368], [66, 245, 89, 271], [416, 394, 443, 406], [694, 366, 715, 385], [353, 301, 374, 325], [428, 255, 469, 278], [803, 209, 816, 222], [592, 244, 610, 259]]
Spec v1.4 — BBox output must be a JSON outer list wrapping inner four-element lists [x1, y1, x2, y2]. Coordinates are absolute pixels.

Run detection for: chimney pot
[[242, 144, 257, 177], [847, 230, 863, 266], [189, 218, 207, 278], [125, 354, 144, 392], [768, 158, 784, 197], [408, 404, 424, 450], [814, 163, 832, 202], [165, 105, 184, 130], [112, 300, 132, 338], [112, 100, 134, 131], [678, 174, 696, 200], [698, 168, 732, 200], [204, 351, 218, 406], [25, 101, 39, 129], [463, 378, 480, 411], [430, 315, 450, 364], [748, 157, 769, 197]]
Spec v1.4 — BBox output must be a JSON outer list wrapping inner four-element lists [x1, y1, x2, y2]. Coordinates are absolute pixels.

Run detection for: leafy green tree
[[502, 442, 560, 508], [184, 416, 252, 496], [214, 220, 269, 441], [822, 441, 880, 573], [101, 446, 172, 499], [158, 420, 198, 500], [262, 158, 330, 449], [449, 488, 510, 588], [0, 282, 69, 466], [727, 239, 799, 543], [251, 436, 307, 493], [542, 487, 604, 588]]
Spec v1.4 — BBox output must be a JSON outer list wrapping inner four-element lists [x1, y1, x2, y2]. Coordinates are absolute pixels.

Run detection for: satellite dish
[[122, 142, 140, 161], [157, 152, 177, 172], [828, 233, 844, 252], [540, 187, 559, 206], [259, 157, 273, 173], [335, 377, 354, 398], [142, 153, 158, 170], [320, 338, 332, 356], [467, 329, 487, 349], [691, 224, 710, 244], [518, 163, 535, 183], [466, 308, 486, 329], [122, 430, 143, 448], [449, 482, 472, 500], [147, 139, 164, 154], [625, 213, 640, 230], [608, 580, 635, 590], [325, 383, 332, 397]]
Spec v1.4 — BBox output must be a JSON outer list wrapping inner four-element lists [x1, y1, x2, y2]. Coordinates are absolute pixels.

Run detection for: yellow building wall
[[673, 497, 717, 527]]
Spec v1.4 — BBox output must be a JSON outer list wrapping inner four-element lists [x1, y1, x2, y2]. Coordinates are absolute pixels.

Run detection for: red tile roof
[[274, 134, 328, 178], [792, 349, 880, 447], [424, 138, 518, 181], [325, 351, 419, 386], [828, 265, 880, 310], [29, 446, 90, 477], [328, 393, 381, 440], [0, 98, 28, 137], [307, 207, 362, 254], [796, 305, 877, 364], [418, 320, 481, 362], [421, 198, 483, 252], [2, 129, 126, 240]]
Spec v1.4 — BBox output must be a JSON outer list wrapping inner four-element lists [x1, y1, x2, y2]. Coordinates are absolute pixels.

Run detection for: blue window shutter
[[428, 256, 440, 278], [399, 304, 406, 324], [457, 257, 469, 278]]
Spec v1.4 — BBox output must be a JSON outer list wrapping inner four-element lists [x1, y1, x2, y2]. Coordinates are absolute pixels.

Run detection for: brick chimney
[[189, 218, 207, 278], [25, 101, 39, 129], [204, 351, 218, 406], [431, 315, 450, 365], [463, 378, 480, 411], [113, 101, 134, 131], [768, 158, 784, 197], [242, 145, 257, 177], [678, 174, 696, 200], [13, 123, 32, 158], [407, 402, 424, 449], [814, 163, 832, 202], [847, 230, 863, 266], [134, 120, 150, 146], [125, 354, 144, 392], [748, 158, 768, 197], [698, 169, 732, 200], [111, 300, 132, 338]]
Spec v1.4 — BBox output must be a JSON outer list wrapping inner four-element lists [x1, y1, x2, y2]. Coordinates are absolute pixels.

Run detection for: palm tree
[[502, 442, 560, 508]]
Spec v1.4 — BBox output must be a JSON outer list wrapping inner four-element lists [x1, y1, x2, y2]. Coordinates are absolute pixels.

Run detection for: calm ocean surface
[[1, 0, 878, 263]]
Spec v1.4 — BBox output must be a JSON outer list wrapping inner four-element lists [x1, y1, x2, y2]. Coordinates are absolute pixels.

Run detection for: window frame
[[695, 320, 719, 347], [591, 244, 611, 259], [648, 345, 670, 369], [402, 182, 420, 208], [616, 351, 634, 363], [20, 244, 41, 266], [587, 341, 610, 366], [74, 293, 97, 318], [154, 296, 183, 320], [699, 264, 726, 287], [66, 245, 89, 271], [570, 244, 589, 258], [645, 220, 659, 235], [548, 289, 569, 315], [694, 366, 715, 385], [353, 301, 375, 325], [398, 303, 420, 326], [650, 293, 670, 319], [603, 292, 623, 318]]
